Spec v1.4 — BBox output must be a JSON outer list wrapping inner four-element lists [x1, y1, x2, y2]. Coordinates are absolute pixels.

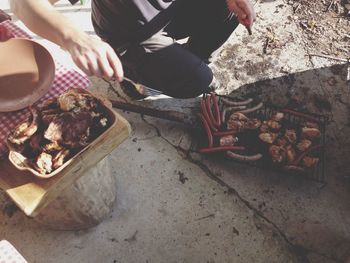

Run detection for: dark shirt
[[91, 0, 177, 50], [68, 0, 79, 5], [67, 0, 177, 50], [131, 0, 174, 22]]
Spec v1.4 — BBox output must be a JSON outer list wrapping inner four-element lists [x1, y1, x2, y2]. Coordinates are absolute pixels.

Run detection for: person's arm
[[226, 0, 256, 28], [10, 0, 123, 80]]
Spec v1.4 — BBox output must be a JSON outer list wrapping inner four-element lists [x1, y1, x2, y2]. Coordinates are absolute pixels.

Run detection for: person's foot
[[209, 76, 221, 92]]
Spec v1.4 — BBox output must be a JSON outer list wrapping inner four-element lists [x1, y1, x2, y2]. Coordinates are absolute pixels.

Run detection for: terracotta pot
[[0, 38, 55, 112]]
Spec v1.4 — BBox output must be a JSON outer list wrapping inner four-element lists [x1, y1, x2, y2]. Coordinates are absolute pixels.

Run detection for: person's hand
[[226, 0, 256, 28], [63, 31, 124, 81], [0, 25, 14, 42]]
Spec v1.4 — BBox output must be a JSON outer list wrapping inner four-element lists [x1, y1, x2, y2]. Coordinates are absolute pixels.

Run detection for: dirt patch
[[287, 0, 350, 59], [2, 202, 19, 217]]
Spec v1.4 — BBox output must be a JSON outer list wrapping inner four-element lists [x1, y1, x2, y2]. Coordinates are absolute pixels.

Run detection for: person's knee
[[170, 62, 213, 99], [126, 43, 214, 98]]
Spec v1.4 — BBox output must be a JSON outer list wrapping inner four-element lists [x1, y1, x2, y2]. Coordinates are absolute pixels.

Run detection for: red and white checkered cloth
[[0, 20, 90, 159]]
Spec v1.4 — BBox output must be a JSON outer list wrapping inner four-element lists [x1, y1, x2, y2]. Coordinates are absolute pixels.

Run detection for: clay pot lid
[[0, 38, 55, 112]]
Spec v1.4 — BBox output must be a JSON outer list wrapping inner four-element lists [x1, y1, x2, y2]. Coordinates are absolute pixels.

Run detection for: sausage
[[221, 106, 247, 123], [226, 151, 263, 161], [199, 146, 245, 153], [197, 113, 213, 148], [292, 144, 322, 166], [201, 99, 218, 132], [280, 109, 321, 124], [239, 102, 264, 114], [205, 96, 219, 129], [220, 97, 253, 106], [211, 93, 221, 127], [213, 130, 236, 136], [284, 165, 305, 172]]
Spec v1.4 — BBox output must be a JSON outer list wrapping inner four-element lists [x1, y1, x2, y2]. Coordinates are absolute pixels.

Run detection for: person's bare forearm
[[10, 0, 82, 49], [10, 0, 124, 80]]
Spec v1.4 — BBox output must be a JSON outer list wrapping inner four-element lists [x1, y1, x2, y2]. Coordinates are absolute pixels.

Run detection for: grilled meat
[[302, 156, 319, 168], [35, 152, 53, 174], [302, 127, 321, 140], [58, 90, 81, 111], [304, 121, 319, 129], [227, 119, 245, 132], [29, 132, 43, 153], [260, 121, 269, 133], [285, 145, 296, 164], [285, 129, 297, 144], [43, 111, 93, 148], [245, 118, 262, 130], [44, 117, 64, 143], [219, 135, 237, 147], [276, 137, 288, 147], [267, 120, 282, 130], [58, 89, 98, 112], [52, 149, 70, 170], [44, 141, 63, 153], [60, 112, 93, 148], [297, 139, 312, 151], [7, 89, 111, 175], [271, 112, 284, 122], [269, 145, 286, 163], [8, 107, 39, 145], [259, 132, 278, 144], [230, 112, 249, 121], [40, 98, 58, 111]]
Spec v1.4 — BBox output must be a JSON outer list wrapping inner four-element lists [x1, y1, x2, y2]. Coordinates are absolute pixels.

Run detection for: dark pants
[[97, 1, 239, 98]]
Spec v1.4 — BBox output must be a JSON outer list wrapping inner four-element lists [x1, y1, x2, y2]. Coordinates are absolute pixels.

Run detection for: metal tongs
[[122, 77, 164, 97]]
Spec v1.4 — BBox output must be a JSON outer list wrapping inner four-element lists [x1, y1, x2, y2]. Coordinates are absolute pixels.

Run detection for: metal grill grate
[[214, 96, 327, 182]]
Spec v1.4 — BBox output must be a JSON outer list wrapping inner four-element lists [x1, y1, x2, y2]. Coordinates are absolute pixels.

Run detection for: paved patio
[[0, 0, 349, 262]]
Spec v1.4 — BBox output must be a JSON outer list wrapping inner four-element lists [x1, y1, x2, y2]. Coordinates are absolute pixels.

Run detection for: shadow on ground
[[225, 63, 350, 177], [136, 62, 350, 262], [198, 63, 350, 262]]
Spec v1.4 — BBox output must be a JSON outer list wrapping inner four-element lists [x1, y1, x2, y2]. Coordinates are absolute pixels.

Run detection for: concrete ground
[[1, 0, 350, 262]]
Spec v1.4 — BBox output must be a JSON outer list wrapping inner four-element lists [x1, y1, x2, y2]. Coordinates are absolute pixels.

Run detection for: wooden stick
[[294, 3, 301, 13], [307, 54, 349, 63], [110, 99, 197, 126], [326, 0, 335, 12], [263, 38, 269, 54]]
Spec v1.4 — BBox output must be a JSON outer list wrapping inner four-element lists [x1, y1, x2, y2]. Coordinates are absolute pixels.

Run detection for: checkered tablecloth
[[0, 20, 90, 159]]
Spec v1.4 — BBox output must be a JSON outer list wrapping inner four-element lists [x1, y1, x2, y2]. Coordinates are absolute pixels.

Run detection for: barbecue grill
[[197, 94, 327, 182]]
